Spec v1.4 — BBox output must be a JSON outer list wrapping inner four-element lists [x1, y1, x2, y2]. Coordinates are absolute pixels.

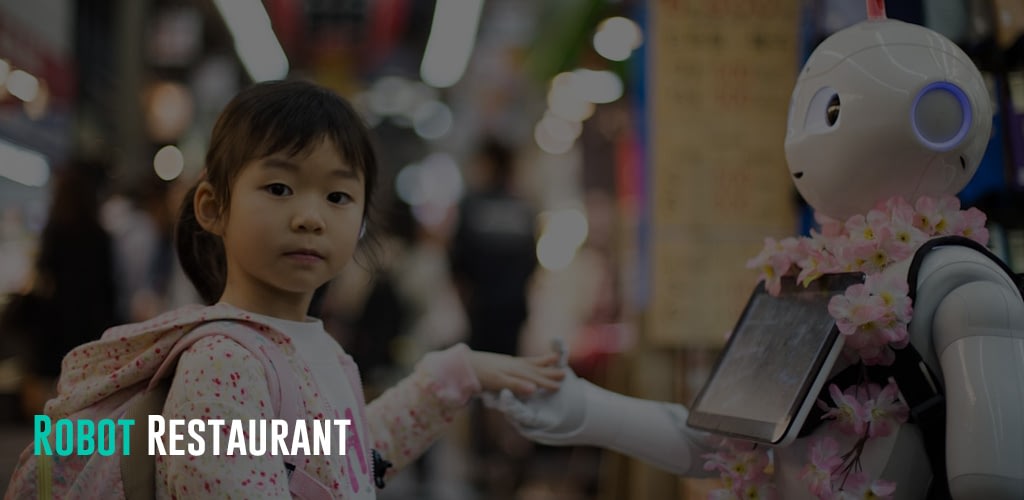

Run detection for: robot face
[[784, 19, 992, 220]]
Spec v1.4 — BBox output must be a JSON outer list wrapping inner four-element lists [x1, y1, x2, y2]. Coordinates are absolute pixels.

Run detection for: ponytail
[[175, 183, 227, 304]]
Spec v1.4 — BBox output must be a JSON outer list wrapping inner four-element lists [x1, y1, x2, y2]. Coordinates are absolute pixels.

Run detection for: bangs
[[243, 86, 374, 177]]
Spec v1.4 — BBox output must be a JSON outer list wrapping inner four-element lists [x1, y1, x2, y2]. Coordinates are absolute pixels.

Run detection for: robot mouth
[[793, 172, 804, 179]]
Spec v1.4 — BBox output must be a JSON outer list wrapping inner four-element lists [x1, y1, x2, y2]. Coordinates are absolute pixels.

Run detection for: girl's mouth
[[284, 249, 324, 263]]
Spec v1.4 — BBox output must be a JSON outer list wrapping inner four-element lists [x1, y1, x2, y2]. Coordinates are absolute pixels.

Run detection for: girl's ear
[[194, 181, 225, 235]]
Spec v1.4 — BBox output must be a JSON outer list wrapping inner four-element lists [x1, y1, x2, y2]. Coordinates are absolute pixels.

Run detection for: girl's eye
[[327, 192, 352, 204], [265, 183, 292, 196]]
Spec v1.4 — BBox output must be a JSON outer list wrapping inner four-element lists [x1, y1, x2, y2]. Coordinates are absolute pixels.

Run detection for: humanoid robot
[[488, 4, 1024, 499]]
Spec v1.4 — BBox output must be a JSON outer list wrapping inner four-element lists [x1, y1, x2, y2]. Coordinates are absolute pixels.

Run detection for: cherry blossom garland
[[701, 196, 989, 500]]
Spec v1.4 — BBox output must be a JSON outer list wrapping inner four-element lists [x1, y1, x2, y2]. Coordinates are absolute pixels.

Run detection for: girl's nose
[[291, 207, 325, 233]]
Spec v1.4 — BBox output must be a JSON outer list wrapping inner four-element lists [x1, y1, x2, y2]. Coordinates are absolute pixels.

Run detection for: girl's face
[[201, 138, 365, 317]]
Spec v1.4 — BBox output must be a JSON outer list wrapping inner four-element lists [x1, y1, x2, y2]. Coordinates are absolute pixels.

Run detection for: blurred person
[[325, 200, 472, 498], [336, 222, 407, 391], [0, 161, 118, 417], [449, 136, 539, 497], [450, 136, 537, 358], [0, 208, 35, 295], [389, 201, 468, 368], [6, 80, 563, 499], [373, 200, 473, 499], [346, 200, 468, 382], [101, 189, 160, 321], [102, 175, 200, 323]]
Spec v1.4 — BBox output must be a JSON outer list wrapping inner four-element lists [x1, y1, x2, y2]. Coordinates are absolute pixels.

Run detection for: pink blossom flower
[[703, 450, 736, 475], [806, 231, 843, 276], [729, 450, 771, 483], [832, 240, 877, 273], [843, 210, 892, 244], [838, 472, 896, 499], [816, 213, 845, 238], [881, 211, 926, 262], [842, 326, 880, 350], [861, 232, 896, 273], [703, 440, 768, 483], [862, 381, 910, 438], [838, 321, 900, 365], [708, 488, 741, 500], [735, 481, 777, 500], [703, 442, 774, 499], [844, 329, 895, 365], [821, 384, 868, 435], [798, 245, 838, 286], [956, 207, 989, 245], [845, 214, 881, 243], [874, 318, 909, 348], [747, 237, 800, 296], [880, 197, 915, 222], [864, 273, 913, 323], [801, 437, 841, 498], [828, 270, 913, 366], [828, 287, 886, 336], [914, 196, 961, 235]]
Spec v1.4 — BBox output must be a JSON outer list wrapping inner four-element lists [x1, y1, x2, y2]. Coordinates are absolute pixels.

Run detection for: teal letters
[[33, 416, 136, 456]]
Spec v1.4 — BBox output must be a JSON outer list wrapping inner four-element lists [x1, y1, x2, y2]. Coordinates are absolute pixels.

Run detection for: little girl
[[13, 80, 563, 499]]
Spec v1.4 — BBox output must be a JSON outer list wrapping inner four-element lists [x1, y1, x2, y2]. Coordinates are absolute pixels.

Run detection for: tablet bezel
[[686, 272, 863, 446]]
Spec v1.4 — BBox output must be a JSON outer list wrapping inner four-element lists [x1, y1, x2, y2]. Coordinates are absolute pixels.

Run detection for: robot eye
[[911, 82, 972, 152], [826, 95, 840, 126]]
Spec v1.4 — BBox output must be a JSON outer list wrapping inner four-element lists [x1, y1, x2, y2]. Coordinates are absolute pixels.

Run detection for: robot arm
[[486, 366, 719, 477], [933, 281, 1024, 497], [910, 245, 1024, 498]]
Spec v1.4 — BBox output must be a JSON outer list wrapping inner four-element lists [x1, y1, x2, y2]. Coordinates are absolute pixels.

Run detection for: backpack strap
[[121, 381, 169, 500], [121, 320, 332, 500], [35, 453, 53, 500]]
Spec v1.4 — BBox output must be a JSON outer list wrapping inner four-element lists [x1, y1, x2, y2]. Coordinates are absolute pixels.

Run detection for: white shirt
[[220, 303, 357, 423]]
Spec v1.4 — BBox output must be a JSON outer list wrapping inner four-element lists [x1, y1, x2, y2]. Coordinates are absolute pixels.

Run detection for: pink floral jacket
[[8, 303, 481, 499]]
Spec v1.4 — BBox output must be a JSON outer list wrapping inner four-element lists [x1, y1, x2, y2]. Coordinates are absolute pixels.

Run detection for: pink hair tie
[[866, 0, 886, 20]]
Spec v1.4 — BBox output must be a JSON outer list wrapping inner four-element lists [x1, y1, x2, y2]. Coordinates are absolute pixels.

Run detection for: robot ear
[[911, 82, 972, 152]]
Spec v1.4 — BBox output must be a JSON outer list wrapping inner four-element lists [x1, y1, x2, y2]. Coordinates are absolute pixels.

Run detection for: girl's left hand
[[467, 351, 565, 397]]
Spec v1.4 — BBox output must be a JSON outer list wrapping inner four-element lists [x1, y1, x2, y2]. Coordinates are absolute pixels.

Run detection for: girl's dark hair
[[175, 80, 379, 304]]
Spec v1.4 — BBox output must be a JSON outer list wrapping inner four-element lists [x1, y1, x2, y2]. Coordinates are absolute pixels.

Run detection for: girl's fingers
[[514, 368, 564, 390], [530, 353, 560, 366], [508, 361, 561, 379], [502, 375, 537, 396], [536, 366, 565, 381], [478, 354, 566, 394]]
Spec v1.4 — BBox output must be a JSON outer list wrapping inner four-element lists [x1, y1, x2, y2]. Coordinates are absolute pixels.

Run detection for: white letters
[[148, 416, 166, 455], [143, 419, 351, 456], [291, 420, 310, 456], [271, 420, 288, 455], [226, 420, 245, 456], [334, 420, 350, 452], [248, 420, 266, 456], [167, 419, 185, 456], [187, 420, 205, 455], [207, 419, 224, 455], [313, 420, 331, 454]]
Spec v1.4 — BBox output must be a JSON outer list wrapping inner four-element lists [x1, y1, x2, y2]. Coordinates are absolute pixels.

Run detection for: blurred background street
[[2, 0, 1023, 498]]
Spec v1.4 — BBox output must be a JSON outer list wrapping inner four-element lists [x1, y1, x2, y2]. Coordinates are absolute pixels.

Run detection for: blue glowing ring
[[910, 81, 972, 152]]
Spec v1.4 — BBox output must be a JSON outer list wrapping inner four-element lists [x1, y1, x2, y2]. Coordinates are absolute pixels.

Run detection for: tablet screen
[[688, 273, 863, 444]]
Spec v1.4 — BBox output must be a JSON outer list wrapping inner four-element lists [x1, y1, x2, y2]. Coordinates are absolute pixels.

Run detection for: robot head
[[784, 19, 992, 220]]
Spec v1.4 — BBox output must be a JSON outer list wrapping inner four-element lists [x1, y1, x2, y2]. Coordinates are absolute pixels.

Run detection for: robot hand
[[481, 339, 587, 441], [483, 339, 718, 477]]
